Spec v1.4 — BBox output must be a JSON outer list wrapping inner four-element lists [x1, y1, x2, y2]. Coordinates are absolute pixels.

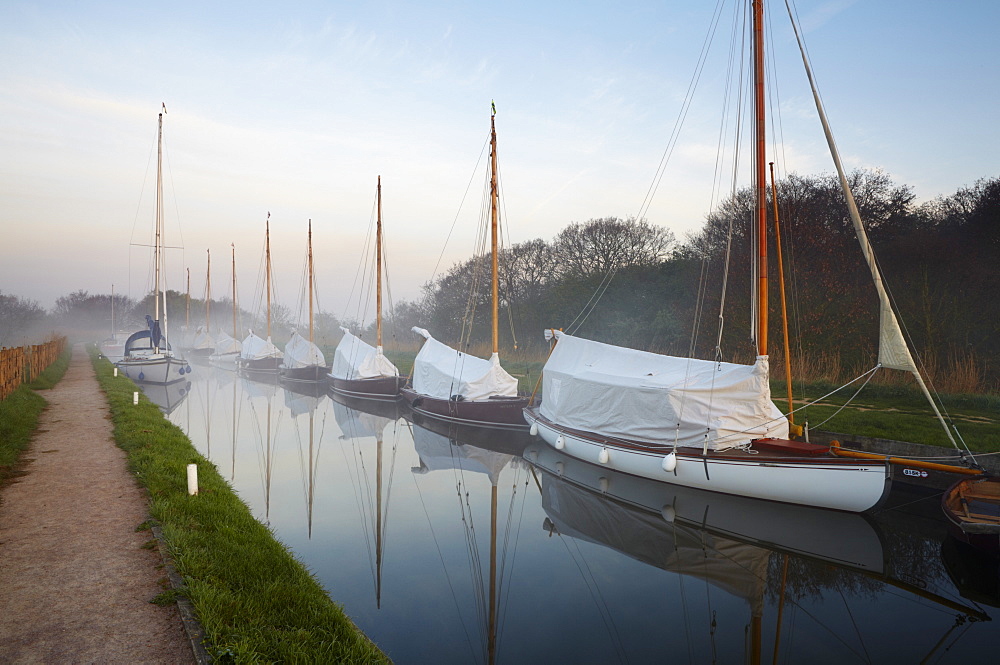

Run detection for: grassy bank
[[0, 346, 71, 487], [88, 348, 390, 663]]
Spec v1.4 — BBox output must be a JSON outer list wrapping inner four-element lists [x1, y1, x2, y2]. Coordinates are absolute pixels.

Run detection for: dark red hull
[[280, 364, 330, 383], [400, 386, 529, 429], [330, 375, 402, 401]]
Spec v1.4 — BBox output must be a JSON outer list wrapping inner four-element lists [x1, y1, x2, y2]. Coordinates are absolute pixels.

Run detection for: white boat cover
[[283, 330, 326, 369], [330, 327, 399, 380], [212, 330, 242, 356], [191, 326, 215, 351], [240, 330, 283, 361], [409, 327, 518, 401], [539, 331, 788, 451]]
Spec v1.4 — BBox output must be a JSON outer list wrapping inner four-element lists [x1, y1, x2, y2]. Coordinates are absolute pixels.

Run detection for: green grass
[[771, 380, 1000, 452], [0, 345, 72, 486], [89, 347, 391, 664]]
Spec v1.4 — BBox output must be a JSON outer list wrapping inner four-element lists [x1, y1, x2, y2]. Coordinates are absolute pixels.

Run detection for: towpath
[[0, 344, 195, 663]]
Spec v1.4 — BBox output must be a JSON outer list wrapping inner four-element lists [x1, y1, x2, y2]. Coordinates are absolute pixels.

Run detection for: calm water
[[152, 365, 999, 664]]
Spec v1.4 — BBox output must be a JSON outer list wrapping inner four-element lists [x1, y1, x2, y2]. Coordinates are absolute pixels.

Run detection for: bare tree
[[552, 216, 675, 280]]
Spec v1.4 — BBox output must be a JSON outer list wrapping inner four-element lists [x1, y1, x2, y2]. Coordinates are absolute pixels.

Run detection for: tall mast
[[265, 214, 272, 339], [155, 109, 164, 351], [206, 249, 211, 331], [185, 269, 190, 333], [489, 109, 500, 356], [231, 244, 238, 337], [308, 219, 314, 345], [376, 176, 383, 348], [753, 0, 768, 357]]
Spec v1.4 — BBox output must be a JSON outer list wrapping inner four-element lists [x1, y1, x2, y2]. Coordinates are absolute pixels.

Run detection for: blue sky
[[2, 0, 997, 326]]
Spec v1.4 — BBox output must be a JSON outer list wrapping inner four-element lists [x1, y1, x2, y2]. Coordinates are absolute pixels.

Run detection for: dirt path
[[0, 344, 195, 663]]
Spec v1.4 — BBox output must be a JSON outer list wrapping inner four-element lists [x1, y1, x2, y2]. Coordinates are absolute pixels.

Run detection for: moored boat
[[942, 476, 1000, 554]]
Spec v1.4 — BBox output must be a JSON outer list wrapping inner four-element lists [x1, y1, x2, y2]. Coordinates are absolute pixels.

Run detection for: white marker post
[[187, 464, 198, 496], [133, 391, 139, 405]]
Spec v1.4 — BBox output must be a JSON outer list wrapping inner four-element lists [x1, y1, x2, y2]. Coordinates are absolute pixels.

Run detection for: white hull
[[117, 354, 191, 384], [524, 410, 890, 513]]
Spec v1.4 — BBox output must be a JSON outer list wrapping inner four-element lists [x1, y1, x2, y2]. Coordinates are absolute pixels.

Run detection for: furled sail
[[410, 327, 518, 401], [331, 327, 399, 380], [539, 331, 788, 451], [283, 330, 326, 369]]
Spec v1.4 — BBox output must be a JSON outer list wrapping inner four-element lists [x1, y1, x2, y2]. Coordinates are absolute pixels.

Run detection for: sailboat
[[238, 216, 284, 375], [189, 249, 215, 359], [98, 284, 130, 363], [401, 109, 529, 428], [281, 220, 329, 383], [523, 1, 977, 512], [330, 177, 402, 400], [117, 105, 191, 385], [210, 244, 243, 369]]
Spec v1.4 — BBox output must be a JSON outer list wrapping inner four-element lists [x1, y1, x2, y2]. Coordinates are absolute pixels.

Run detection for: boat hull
[[330, 375, 402, 401], [401, 387, 529, 429], [237, 356, 282, 375], [280, 364, 330, 384], [208, 352, 240, 370], [523, 408, 891, 513], [942, 477, 1000, 554], [117, 354, 191, 385]]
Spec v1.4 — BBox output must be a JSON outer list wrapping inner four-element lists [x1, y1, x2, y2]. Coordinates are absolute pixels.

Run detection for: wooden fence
[[0, 337, 67, 401]]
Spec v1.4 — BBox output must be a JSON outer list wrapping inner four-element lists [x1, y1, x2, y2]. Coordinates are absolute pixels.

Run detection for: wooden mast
[[265, 214, 272, 339], [155, 109, 163, 352], [231, 244, 237, 338], [308, 219, 314, 346], [489, 108, 500, 356], [376, 177, 383, 349], [206, 249, 211, 332], [753, 0, 768, 358], [770, 162, 795, 426]]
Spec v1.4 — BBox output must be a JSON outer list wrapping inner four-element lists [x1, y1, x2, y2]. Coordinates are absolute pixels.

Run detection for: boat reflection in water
[[137, 379, 191, 415], [525, 443, 991, 664], [409, 416, 532, 665], [332, 394, 405, 607]]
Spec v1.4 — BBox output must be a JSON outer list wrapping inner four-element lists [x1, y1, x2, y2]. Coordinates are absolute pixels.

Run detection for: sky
[[2, 0, 998, 328]]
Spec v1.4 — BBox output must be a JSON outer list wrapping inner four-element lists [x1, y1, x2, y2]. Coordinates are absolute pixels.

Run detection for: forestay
[[283, 330, 326, 368], [539, 331, 788, 451], [331, 328, 399, 379], [410, 327, 518, 401]]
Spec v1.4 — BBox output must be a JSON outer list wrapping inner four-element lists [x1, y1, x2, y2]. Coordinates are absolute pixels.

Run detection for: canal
[[150, 365, 998, 664]]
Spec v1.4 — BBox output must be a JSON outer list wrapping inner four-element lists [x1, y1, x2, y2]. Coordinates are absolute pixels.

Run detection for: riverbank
[[88, 347, 391, 663]]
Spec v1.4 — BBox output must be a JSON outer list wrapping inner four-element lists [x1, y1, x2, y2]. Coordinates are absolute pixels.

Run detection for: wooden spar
[[753, 0, 768, 357], [376, 176, 383, 348], [490, 111, 500, 356], [265, 215, 272, 339], [155, 111, 163, 345], [769, 162, 795, 427], [829, 441, 984, 475], [231, 244, 237, 337], [308, 219, 314, 345], [206, 249, 211, 331], [376, 428, 383, 609]]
